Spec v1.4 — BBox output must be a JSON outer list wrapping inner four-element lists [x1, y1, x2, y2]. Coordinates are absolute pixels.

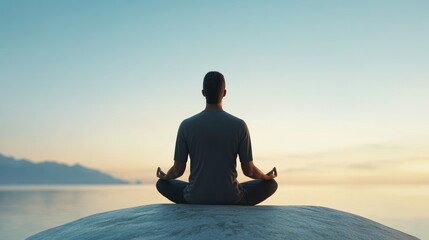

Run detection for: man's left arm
[[157, 161, 186, 180], [241, 161, 277, 180]]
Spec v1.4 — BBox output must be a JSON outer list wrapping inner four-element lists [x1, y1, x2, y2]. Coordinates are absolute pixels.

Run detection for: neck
[[205, 103, 223, 111]]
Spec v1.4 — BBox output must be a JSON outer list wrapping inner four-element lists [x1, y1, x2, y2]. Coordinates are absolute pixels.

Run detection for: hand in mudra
[[265, 167, 277, 180], [156, 167, 166, 180]]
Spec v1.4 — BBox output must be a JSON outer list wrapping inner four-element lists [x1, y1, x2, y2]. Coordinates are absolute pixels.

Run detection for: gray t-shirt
[[174, 109, 253, 204]]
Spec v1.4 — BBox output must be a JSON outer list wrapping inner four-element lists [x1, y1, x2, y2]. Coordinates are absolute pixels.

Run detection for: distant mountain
[[0, 153, 129, 184]]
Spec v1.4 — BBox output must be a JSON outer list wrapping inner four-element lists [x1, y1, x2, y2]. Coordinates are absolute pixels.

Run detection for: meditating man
[[156, 71, 278, 205]]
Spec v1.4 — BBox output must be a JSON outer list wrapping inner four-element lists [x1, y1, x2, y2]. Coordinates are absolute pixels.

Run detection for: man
[[156, 71, 277, 205]]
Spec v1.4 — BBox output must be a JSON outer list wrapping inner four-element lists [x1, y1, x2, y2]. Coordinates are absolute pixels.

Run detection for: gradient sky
[[1, 0, 428, 183]]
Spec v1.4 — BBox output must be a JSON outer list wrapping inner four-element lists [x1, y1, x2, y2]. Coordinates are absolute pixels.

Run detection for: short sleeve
[[238, 121, 253, 163], [174, 122, 189, 163]]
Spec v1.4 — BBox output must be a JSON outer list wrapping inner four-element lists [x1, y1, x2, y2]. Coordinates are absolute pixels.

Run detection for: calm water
[[0, 184, 428, 240]]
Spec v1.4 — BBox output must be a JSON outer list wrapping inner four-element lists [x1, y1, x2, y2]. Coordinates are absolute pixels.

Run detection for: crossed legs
[[237, 179, 278, 205], [156, 179, 277, 205], [156, 179, 188, 204]]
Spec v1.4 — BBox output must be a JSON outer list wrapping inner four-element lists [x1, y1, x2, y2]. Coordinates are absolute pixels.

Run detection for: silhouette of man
[[156, 71, 277, 205]]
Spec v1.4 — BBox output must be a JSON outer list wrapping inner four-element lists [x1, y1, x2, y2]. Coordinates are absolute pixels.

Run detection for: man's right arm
[[241, 161, 277, 180], [157, 161, 186, 180]]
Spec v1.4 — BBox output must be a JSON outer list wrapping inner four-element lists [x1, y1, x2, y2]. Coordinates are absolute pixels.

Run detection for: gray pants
[[156, 179, 278, 205]]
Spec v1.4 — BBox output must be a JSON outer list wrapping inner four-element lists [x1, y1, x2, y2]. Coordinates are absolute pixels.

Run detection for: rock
[[27, 204, 418, 240]]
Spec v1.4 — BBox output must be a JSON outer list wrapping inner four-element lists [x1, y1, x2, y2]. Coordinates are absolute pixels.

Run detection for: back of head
[[203, 71, 225, 104]]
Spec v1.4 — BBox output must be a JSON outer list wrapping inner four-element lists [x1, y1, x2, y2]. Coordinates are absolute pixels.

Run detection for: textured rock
[[27, 204, 418, 240]]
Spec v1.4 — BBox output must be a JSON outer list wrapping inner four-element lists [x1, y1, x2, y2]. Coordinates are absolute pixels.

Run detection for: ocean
[[0, 184, 428, 240]]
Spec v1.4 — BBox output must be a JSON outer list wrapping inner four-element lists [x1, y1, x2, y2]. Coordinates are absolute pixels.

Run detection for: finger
[[270, 168, 277, 176]]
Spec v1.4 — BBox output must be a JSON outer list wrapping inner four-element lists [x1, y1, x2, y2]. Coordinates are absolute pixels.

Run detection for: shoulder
[[222, 111, 249, 129], [221, 112, 250, 140], [222, 111, 244, 122], [179, 112, 204, 127]]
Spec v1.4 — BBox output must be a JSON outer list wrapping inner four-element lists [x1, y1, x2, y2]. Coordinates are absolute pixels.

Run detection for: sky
[[1, 0, 428, 184]]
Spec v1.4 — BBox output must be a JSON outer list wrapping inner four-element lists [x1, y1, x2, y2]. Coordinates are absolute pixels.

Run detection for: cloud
[[263, 141, 429, 184], [283, 166, 322, 173], [348, 163, 378, 170]]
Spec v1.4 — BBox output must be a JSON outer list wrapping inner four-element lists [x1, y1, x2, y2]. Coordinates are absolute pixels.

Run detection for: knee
[[266, 179, 278, 194], [156, 179, 166, 192]]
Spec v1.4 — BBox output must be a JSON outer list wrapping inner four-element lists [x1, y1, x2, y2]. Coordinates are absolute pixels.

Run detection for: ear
[[202, 89, 206, 96], [223, 89, 227, 97]]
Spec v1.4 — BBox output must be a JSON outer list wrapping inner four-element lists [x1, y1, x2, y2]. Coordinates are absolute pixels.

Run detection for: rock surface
[[27, 204, 418, 240]]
